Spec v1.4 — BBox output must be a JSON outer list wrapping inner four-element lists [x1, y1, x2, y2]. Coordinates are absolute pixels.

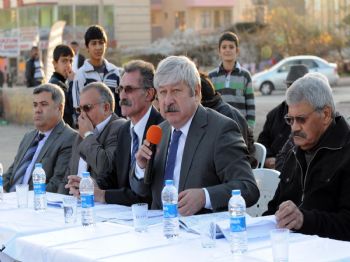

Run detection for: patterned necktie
[[164, 129, 182, 181], [130, 127, 139, 169], [11, 133, 45, 191]]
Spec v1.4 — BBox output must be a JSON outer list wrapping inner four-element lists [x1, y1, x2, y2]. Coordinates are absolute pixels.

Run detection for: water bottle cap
[[35, 163, 42, 168], [232, 189, 241, 196], [165, 180, 174, 186], [82, 171, 90, 178]]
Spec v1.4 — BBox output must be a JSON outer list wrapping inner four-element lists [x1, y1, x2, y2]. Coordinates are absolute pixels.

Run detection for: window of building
[[76, 5, 98, 26], [175, 11, 186, 31], [214, 10, 220, 28], [201, 11, 211, 29], [19, 6, 39, 27], [0, 9, 17, 29], [39, 6, 54, 28], [58, 6, 73, 26], [223, 10, 232, 27], [103, 5, 114, 40]]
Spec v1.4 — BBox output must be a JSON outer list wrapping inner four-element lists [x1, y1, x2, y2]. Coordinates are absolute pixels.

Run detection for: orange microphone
[[144, 125, 162, 184]]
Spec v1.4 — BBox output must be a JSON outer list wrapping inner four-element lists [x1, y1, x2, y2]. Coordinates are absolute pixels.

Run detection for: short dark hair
[[219, 31, 239, 48], [33, 83, 65, 107], [84, 25, 108, 47], [123, 60, 155, 89], [70, 41, 79, 46], [53, 44, 74, 62], [199, 72, 216, 102]]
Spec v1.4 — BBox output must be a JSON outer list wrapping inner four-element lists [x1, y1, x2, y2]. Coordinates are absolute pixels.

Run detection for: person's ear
[[322, 106, 332, 123], [146, 88, 156, 102]]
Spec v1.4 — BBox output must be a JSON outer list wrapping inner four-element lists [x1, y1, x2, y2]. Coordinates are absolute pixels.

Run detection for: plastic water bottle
[[0, 163, 3, 201], [229, 189, 247, 254], [80, 171, 95, 226], [32, 163, 47, 211], [162, 180, 179, 238]]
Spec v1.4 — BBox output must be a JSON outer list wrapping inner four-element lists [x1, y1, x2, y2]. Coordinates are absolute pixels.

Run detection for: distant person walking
[[0, 70, 4, 88], [70, 41, 85, 73], [209, 32, 255, 129], [25, 46, 45, 87]]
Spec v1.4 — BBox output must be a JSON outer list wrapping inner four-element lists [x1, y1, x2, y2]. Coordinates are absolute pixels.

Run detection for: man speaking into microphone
[[132, 56, 259, 216]]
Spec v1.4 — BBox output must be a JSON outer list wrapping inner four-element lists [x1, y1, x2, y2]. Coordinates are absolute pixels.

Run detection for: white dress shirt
[[129, 106, 152, 155], [136, 111, 213, 209], [22, 129, 53, 184]]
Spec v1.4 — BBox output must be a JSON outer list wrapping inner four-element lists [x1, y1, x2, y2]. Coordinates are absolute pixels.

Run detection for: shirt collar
[[95, 114, 112, 134], [130, 106, 152, 139], [170, 111, 195, 138]]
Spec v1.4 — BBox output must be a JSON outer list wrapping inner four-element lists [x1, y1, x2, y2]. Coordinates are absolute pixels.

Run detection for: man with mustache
[[264, 74, 350, 241], [132, 56, 259, 216], [65, 60, 163, 205]]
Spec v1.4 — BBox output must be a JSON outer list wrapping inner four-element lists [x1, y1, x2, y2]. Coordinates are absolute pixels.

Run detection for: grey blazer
[[3, 121, 77, 193], [131, 105, 259, 212], [97, 106, 164, 206], [58, 113, 126, 194]]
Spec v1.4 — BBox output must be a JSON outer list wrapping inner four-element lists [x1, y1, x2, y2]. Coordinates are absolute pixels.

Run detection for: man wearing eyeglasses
[[58, 82, 126, 194], [64, 60, 163, 206], [258, 65, 309, 169], [264, 74, 350, 241]]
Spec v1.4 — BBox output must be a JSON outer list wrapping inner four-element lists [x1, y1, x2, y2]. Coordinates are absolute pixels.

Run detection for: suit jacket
[[97, 106, 163, 206], [77, 53, 85, 69], [3, 121, 77, 193], [131, 105, 259, 212], [58, 113, 126, 194]]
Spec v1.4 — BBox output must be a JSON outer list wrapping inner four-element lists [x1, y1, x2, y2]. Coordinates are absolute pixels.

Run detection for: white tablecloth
[[1, 193, 350, 262]]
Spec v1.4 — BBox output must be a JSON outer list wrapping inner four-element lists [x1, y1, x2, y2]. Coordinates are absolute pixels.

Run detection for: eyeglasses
[[284, 110, 318, 125], [116, 85, 143, 94], [76, 102, 104, 114]]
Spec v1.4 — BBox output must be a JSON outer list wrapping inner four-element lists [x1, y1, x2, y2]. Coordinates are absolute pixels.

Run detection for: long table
[[1, 192, 350, 262]]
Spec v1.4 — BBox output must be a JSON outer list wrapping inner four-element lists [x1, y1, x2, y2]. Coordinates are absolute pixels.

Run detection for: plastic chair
[[253, 142, 267, 168], [247, 168, 280, 217]]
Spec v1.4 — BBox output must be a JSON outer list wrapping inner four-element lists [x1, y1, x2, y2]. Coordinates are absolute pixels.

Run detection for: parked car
[[252, 55, 339, 95]]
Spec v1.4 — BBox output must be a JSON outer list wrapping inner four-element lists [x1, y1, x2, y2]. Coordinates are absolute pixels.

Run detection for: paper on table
[[108, 210, 163, 227], [179, 211, 228, 237], [217, 215, 277, 240]]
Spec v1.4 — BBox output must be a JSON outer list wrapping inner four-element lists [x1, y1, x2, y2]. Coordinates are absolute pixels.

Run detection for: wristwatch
[[83, 131, 94, 139]]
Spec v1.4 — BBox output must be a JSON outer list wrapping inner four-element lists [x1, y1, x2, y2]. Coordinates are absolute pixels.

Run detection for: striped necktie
[[10, 133, 45, 191], [130, 127, 139, 169], [164, 129, 182, 181]]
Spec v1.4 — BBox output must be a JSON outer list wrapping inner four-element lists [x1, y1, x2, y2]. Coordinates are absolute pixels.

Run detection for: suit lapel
[[10, 131, 37, 185], [36, 121, 64, 162], [159, 123, 171, 181], [71, 136, 83, 175], [119, 122, 131, 183], [178, 106, 207, 191]]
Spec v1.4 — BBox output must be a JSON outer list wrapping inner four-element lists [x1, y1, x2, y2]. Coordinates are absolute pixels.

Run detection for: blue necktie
[[164, 129, 182, 181], [10, 133, 45, 191], [130, 128, 139, 169]]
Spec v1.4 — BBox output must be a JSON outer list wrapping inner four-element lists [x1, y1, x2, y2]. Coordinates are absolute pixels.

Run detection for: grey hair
[[33, 83, 65, 106], [304, 72, 329, 84], [286, 74, 335, 118], [123, 60, 155, 89], [82, 82, 115, 112], [154, 55, 200, 96]]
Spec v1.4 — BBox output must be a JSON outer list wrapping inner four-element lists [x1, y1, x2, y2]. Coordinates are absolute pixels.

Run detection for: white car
[[252, 55, 339, 95]]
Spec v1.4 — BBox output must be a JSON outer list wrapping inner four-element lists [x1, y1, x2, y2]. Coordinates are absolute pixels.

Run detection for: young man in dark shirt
[[49, 44, 75, 127]]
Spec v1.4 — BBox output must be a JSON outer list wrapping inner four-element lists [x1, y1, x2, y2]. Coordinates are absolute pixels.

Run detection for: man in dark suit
[[3, 83, 77, 193], [58, 82, 126, 194], [70, 41, 85, 72], [132, 56, 259, 216], [66, 60, 163, 206]]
